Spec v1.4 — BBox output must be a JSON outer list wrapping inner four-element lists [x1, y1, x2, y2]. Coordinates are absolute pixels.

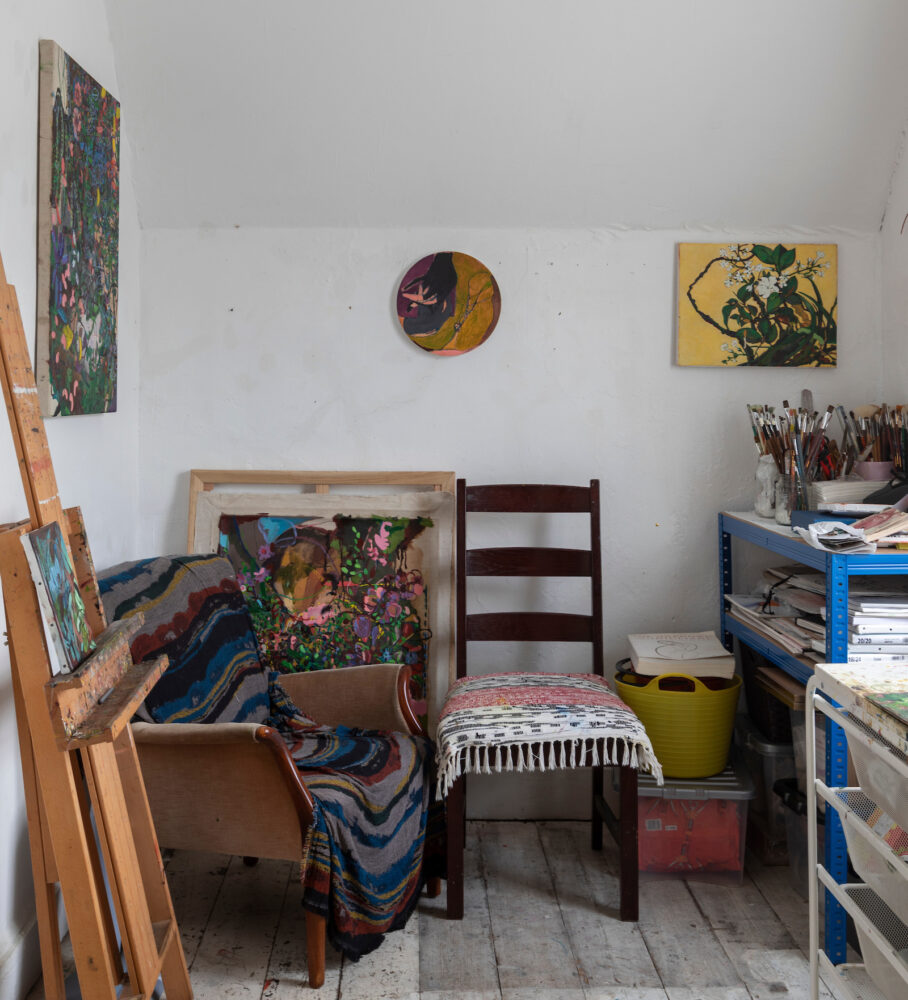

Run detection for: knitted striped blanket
[[436, 672, 663, 795]]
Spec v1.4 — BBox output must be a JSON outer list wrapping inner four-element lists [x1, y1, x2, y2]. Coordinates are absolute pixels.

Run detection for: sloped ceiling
[[105, 0, 908, 231]]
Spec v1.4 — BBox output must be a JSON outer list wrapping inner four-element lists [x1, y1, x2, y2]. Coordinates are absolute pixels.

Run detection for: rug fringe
[[437, 735, 663, 797]]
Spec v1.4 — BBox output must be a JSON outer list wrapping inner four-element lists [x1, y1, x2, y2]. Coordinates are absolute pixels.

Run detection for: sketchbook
[[626, 631, 735, 678]]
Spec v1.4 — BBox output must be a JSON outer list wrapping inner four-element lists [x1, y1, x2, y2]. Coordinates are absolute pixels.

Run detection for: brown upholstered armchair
[[98, 554, 438, 989]]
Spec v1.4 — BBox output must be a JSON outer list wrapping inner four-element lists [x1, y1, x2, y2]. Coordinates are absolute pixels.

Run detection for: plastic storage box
[[634, 754, 755, 885], [735, 714, 796, 864], [845, 885, 908, 1000], [774, 777, 825, 900], [835, 789, 908, 926], [848, 732, 908, 833], [790, 707, 826, 795]]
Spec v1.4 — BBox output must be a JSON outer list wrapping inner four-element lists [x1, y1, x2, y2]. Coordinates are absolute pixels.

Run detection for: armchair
[[98, 553, 437, 988]]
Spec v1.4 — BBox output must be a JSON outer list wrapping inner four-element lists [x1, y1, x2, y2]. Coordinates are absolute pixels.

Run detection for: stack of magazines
[[762, 567, 908, 663], [724, 592, 816, 659]]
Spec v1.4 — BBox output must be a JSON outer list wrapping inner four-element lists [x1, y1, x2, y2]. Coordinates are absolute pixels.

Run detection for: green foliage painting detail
[[219, 513, 433, 708], [680, 243, 837, 367]]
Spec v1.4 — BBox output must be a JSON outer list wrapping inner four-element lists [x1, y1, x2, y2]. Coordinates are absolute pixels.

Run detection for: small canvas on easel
[[22, 522, 95, 674]]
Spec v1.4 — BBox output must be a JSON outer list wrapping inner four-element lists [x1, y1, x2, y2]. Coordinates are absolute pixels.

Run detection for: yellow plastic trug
[[615, 671, 742, 779]]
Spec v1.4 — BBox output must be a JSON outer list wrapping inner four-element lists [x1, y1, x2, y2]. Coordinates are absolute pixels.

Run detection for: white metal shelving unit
[[807, 667, 908, 1000]]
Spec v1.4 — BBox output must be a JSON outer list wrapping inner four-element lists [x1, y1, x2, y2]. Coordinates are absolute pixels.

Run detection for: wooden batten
[[65, 506, 108, 637], [187, 468, 456, 550], [0, 267, 65, 530]]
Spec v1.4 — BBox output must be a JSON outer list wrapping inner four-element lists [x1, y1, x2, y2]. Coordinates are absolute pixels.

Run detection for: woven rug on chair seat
[[435, 672, 663, 795]]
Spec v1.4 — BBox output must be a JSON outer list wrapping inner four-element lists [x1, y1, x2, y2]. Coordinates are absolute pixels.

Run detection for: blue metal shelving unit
[[718, 511, 908, 966]]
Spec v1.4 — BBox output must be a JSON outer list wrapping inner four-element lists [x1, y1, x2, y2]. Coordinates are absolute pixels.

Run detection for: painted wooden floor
[[29, 821, 840, 1000]]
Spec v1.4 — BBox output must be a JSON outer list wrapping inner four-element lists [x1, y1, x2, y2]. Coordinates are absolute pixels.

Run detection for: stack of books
[[625, 631, 736, 679]]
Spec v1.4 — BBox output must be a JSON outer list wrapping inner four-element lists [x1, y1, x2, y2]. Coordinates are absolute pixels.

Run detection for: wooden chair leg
[[305, 910, 326, 989], [591, 765, 604, 851], [445, 777, 465, 920], [425, 876, 442, 898], [618, 764, 639, 922]]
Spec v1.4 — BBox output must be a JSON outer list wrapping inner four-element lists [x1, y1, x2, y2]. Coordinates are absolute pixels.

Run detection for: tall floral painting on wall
[[677, 243, 837, 367], [36, 40, 120, 416]]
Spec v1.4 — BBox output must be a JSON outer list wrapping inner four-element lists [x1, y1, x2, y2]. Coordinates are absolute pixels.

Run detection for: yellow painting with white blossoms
[[677, 243, 837, 367]]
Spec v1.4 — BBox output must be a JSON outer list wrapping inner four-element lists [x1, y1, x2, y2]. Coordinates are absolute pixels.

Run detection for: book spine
[[849, 619, 908, 634], [846, 652, 908, 663], [849, 634, 908, 644]]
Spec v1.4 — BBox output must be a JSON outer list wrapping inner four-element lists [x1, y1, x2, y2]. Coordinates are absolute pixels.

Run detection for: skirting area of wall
[[0, 920, 40, 1000]]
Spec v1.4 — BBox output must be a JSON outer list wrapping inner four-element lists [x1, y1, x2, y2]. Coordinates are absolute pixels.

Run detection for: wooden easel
[[0, 251, 191, 1000]]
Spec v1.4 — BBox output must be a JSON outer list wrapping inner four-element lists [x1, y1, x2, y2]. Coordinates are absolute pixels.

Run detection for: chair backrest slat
[[466, 546, 591, 577], [465, 611, 593, 643], [464, 484, 592, 513]]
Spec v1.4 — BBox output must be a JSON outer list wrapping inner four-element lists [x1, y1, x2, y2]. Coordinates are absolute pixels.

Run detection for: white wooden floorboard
[[27, 821, 844, 1000], [163, 849, 231, 968], [262, 863, 342, 1000], [663, 989, 751, 1000], [688, 875, 833, 1000], [420, 993, 501, 1000], [184, 855, 291, 1000], [538, 822, 662, 991], [745, 854, 813, 957], [419, 834, 500, 995], [582, 990, 669, 1000], [635, 878, 744, 991], [336, 916, 419, 1000], [480, 821, 584, 994]]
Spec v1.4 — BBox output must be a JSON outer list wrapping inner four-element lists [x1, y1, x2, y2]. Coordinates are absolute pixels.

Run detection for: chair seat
[[436, 672, 662, 794]]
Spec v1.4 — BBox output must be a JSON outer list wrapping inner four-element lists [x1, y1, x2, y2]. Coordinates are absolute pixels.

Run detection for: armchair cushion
[[98, 554, 269, 723]]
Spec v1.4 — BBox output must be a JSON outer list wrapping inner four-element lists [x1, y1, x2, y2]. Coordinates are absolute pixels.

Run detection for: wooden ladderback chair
[[437, 479, 663, 920]]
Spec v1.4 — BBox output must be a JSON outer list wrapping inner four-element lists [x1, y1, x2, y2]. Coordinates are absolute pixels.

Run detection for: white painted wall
[[139, 225, 883, 817], [882, 132, 908, 396], [0, 4, 141, 998], [105, 0, 908, 233]]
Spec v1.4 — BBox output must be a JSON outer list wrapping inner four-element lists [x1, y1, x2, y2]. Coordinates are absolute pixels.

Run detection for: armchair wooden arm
[[278, 663, 424, 736], [132, 721, 314, 860]]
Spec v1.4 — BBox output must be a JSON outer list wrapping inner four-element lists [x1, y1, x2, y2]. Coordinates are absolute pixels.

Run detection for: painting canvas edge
[[35, 39, 59, 417]]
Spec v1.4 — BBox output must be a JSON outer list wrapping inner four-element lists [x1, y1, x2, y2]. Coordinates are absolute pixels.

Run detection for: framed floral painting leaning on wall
[[677, 242, 837, 367]]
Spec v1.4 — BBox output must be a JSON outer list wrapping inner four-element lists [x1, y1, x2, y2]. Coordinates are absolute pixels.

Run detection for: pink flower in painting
[[385, 602, 402, 619], [258, 544, 273, 561], [364, 521, 392, 562], [353, 615, 371, 639], [254, 567, 268, 583]]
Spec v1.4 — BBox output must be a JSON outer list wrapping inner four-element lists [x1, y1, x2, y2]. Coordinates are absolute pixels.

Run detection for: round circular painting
[[396, 251, 501, 355]]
